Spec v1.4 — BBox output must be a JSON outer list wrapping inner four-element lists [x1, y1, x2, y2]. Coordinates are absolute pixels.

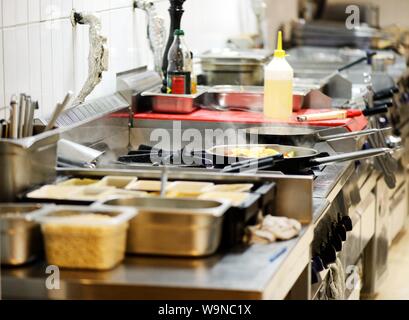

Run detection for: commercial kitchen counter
[[1, 162, 352, 300], [2, 226, 313, 300], [1, 108, 365, 300]]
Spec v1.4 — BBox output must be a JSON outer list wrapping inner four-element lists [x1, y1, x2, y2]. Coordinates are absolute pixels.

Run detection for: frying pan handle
[[310, 148, 393, 166], [321, 127, 391, 142], [337, 52, 377, 72]]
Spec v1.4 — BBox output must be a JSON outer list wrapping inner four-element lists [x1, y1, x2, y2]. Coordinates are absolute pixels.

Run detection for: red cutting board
[[112, 108, 368, 132]]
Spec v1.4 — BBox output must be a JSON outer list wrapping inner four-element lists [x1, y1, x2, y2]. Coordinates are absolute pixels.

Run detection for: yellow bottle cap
[[274, 31, 286, 58]]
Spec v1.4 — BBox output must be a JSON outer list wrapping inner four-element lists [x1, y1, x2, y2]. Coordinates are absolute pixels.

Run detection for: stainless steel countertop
[[2, 226, 313, 300], [1, 162, 351, 300]]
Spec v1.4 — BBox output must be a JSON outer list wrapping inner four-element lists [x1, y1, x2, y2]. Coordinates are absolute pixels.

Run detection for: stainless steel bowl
[[100, 197, 231, 257], [0, 204, 44, 266]]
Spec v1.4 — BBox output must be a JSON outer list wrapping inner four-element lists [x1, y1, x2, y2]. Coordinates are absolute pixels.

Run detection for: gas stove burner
[[117, 145, 213, 168]]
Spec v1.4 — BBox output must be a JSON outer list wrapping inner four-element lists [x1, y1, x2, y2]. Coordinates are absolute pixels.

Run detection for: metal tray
[[97, 197, 230, 257], [0, 203, 45, 266], [206, 85, 310, 112], [141, 87, 208, 114]]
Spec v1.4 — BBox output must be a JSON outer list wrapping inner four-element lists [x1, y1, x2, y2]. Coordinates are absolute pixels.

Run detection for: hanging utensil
[[44, 91, 73, 132]]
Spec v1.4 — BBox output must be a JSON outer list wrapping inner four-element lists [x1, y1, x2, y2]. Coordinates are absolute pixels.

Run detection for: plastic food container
[[29, 206, 137, 270]]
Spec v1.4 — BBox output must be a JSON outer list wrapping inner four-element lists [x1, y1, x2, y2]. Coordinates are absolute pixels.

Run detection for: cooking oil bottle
[[264, 31, 293, 120]]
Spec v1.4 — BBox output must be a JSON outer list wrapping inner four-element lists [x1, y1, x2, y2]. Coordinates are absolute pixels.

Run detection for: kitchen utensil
[[57, 139, 104, 166], [45, 91, 73, 131], [0, 203, 44, 266], [18, 94, 27, 138], [9, 96, 19, 139], [296, 107, 389, 122], [207, 144, 394, 173], [26, 100, 37, 137], [98, 197, 230, 257], [22, 96, 32, 137], [246, 125, 391, 147]]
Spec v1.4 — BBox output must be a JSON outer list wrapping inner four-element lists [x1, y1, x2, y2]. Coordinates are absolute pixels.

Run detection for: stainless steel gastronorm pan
[[0, 129, 59, 202], [98, 197, 231, 257], [207, 85, 309, 112], [141, 87, 207, 114], [0, 203, 44, 266]]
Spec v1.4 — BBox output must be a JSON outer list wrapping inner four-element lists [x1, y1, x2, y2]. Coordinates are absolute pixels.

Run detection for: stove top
[[114, 144, 333, 177]]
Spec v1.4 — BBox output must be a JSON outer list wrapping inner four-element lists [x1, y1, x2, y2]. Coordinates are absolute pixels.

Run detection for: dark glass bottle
[[166, 29, 192, 94]]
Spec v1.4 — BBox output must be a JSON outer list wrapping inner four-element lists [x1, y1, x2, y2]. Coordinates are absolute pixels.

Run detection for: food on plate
[[225, 146, 295, 159], [198, 192, 250, 206], [42, 213, 128, 270]]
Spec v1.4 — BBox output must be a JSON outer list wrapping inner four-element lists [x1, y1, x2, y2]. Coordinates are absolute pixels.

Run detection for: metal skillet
[[245, 126, 390, 148], [206, 144, 394, 174]]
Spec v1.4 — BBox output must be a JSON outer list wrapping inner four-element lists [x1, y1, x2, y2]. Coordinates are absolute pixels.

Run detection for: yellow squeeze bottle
[[263, 31, 293, 120]]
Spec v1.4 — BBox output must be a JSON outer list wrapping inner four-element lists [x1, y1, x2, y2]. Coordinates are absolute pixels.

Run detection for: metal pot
[[0, 204, 44, 266]]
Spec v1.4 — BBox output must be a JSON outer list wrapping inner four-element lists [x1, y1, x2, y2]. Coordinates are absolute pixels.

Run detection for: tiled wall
[[0, 0, 297, 118]]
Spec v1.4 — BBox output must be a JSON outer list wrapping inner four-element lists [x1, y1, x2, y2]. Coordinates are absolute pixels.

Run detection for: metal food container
[[207, 85, 310, 112], [99, 197, 231, 257], [0, 204, 44, 266], [199, 49, 272, 86], [141, 87, 207, 114], [0, 130, 59, 202]]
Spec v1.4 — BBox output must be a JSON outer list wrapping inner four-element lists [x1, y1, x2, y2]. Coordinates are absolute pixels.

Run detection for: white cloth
[[326, 258, 346, 300], [246, 215, 302, 244]]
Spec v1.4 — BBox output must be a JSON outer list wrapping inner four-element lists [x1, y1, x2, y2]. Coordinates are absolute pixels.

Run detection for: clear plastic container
[[29, 206, 137, 270]]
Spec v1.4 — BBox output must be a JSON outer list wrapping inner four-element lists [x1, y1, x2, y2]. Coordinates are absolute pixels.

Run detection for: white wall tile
[[28, 0, 41, 23], [0, 0, 297, 118], [40, 21, 53, 117], [28, 23, 42, 106]]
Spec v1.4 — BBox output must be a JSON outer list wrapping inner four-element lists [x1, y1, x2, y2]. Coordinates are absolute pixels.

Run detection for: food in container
[[126, 180, 166, 192], [26, 184, 148, 202], [166, 181, 214, 196], [205, 184, 254, 193], [57, 178, 99, 186], [198, 192, 250, 207], [27, 185, 85, 200], [0, 204, 44, 265], [30, 206, 136, 270], [70, 186, 116, 201], [96, 176, 138, 188]]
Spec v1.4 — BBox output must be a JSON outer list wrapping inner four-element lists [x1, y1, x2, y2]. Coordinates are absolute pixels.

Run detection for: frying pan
[[245, 126, 390, 148], [206, 144, 393, 173]]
